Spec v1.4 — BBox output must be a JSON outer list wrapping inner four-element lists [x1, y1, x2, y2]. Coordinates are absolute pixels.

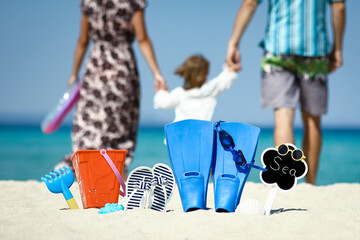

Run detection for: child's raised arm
[[200, 66, 238, 98]]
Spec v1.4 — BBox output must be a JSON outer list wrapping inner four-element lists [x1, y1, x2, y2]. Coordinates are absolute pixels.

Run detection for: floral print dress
[[71, 0, 146, 167]]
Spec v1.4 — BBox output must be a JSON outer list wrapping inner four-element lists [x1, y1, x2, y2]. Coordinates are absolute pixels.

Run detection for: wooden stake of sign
[[263, 186, 278, 216]]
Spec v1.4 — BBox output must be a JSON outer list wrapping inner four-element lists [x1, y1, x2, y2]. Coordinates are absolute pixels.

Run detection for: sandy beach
[[0, 180, 359, 240]]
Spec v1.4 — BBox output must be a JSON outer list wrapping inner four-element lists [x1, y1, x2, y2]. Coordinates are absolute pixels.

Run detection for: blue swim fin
[[165, 119, 214, 212], [213, 122, 260, 212]]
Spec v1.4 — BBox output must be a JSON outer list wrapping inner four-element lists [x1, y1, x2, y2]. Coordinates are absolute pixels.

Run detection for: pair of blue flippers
[[165, 119, 260, 212]]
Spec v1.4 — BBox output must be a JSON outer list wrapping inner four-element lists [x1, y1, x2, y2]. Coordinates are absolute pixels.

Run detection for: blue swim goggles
[[214, 121, 267, 172]]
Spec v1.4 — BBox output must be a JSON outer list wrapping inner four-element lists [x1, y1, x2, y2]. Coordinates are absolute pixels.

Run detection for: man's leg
[[274, 108, 295, 146], [301, 111, 322, 185]]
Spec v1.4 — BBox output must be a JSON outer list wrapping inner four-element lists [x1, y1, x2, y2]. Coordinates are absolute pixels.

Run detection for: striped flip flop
[[126, 167, 153, 210], [149, 163, 175, 212]]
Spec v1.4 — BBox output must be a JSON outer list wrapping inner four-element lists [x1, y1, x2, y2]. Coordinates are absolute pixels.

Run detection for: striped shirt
[[257, 0, 345, 57]]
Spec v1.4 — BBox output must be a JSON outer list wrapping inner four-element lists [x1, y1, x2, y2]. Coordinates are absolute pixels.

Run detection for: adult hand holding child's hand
[[154, 73, 168, 93], [226, 43, 242, 72]]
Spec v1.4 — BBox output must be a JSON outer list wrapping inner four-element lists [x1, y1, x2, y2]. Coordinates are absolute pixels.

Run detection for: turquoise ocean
[[0, 124, 359, 185]]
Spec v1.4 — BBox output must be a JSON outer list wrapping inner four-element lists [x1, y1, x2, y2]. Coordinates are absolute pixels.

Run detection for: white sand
[[0, 180, 359, 240]]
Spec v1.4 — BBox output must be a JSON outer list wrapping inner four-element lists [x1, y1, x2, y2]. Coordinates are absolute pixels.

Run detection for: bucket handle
[[100, 149, 126, 197]]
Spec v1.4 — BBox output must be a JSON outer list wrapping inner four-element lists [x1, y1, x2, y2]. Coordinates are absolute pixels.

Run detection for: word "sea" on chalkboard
[[269, 156, 298, 176]]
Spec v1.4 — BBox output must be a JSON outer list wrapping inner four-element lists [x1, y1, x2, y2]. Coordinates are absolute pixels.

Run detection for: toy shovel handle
[[59, 181, 79, 209], [100, 149, 126, 197]]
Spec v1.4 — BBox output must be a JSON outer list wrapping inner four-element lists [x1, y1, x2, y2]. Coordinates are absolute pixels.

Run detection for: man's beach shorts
[[261, 52, 329, 116]]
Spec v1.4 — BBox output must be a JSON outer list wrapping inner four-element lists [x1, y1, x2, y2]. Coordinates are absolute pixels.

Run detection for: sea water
[[0, 125, 359, 185]]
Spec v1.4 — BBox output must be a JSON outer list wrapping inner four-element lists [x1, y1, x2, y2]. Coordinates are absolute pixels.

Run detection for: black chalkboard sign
[[260, 143, 308, 191]]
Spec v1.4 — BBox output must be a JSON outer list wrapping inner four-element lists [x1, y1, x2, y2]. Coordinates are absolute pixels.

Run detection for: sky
[[0, 0, 359, 128]]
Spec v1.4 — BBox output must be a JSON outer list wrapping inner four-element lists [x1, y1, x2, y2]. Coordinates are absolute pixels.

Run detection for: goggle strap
[[247, 163, 268, 172]]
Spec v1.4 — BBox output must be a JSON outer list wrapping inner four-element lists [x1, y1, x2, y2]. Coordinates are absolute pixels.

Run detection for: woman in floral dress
[[61, 0, 166, 178]]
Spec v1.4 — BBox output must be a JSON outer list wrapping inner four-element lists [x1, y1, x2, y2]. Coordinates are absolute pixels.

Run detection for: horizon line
[[1, 122, 360, 130]]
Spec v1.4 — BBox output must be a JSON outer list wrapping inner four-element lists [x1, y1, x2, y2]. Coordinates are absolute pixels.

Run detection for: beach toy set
[[125, 163, 175, 212], [165, 119, 267, 212], [41, 120, 307, 215], [41, 149, 127, 210]]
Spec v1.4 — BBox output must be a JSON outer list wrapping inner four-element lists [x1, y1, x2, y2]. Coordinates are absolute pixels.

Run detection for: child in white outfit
[[154, 55, 237, 122]]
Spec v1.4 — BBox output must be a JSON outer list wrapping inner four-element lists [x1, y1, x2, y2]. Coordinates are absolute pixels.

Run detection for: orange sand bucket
[[71, 149, 127, 209]]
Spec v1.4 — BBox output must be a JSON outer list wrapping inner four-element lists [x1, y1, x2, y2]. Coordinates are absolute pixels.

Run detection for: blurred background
[[1, 0, 359, 127]]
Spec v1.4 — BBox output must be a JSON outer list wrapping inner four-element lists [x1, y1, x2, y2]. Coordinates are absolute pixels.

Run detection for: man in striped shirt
[[226, 0, 346, 184]]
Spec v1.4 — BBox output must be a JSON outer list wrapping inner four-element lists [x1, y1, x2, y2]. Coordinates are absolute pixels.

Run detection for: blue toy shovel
[[41, 166, 79, 209]]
